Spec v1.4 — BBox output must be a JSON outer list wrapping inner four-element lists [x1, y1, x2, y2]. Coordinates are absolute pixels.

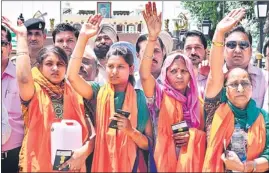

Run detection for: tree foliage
[[181, 1, 260, 49]]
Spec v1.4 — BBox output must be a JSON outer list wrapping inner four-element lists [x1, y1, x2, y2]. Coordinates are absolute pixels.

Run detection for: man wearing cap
[[11, 18, 46, 66], [93, 24, 118, 85], [134, 31, 173, 90]]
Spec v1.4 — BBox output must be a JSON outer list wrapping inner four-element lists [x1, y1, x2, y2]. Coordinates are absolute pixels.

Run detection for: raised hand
[[198, 60, 210, 76], [2, 16, 27, 36], [80, 14, 102, 39], [216, 8, 246, 34], [142, 2, 162, 40]]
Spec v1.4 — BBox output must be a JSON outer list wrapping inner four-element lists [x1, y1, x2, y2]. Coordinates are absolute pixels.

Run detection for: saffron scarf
[[22, 67, 65, 131], [154, 92, 206, 172], [19, 67, 88, 172], [202, 103, 266, 172], [160, 53, 200, 128], [91, 83, 138, 172]]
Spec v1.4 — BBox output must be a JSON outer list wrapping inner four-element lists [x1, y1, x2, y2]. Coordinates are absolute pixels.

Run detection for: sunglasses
[[226, 81, 252, 90], [1, 40, 10, 47], [225, 41, 250, 50]]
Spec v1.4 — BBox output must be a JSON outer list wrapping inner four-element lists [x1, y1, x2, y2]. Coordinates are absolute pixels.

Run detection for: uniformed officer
[[11, 18, 46, 66]]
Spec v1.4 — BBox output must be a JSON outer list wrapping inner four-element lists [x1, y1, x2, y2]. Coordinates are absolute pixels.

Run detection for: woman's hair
[[224, 68, 253, 86], [106, 46, 135, 86], [36, 46, 69, 67], [166, 55, 187, 73]]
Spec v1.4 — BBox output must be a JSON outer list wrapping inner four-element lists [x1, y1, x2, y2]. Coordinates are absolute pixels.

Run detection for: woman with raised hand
[[202, 8, 269, 172], [2, 17, 94, 172], [66, 14, 153, 172], [140, 2, 206, 172]]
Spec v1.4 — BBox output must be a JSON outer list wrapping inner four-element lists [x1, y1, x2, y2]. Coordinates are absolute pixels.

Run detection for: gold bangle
[[212, 41, 224, 47]]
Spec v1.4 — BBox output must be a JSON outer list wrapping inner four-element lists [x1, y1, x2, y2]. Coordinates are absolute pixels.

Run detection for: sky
[[1, 1, 190, 30]]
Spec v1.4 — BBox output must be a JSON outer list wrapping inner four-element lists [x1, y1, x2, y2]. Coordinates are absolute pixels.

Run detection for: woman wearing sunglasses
[[140, 2, 206, 172], [2, 17, 93, 172], [203, 9, 269, 172]]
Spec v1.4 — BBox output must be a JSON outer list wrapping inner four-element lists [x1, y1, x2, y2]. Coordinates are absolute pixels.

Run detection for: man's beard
[[94, 44, 110, 60]]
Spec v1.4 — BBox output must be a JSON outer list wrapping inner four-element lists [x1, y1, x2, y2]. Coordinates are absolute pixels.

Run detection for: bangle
[[16, 52, 29, 56], [144, 54, 153, 59], [71, 56, 82, 59], [212, 41, 224, 47], [148, 38, 157, 42]]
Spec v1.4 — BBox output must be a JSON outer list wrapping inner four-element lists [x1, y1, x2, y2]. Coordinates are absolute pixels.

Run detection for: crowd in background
[[1, 1, 269, 172]]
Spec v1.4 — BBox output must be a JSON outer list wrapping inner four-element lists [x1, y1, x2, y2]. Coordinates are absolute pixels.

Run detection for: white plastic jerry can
[[51, 119, 82, 165]]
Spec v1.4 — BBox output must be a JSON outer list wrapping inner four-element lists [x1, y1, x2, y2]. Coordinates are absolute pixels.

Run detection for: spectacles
[[225, 41, 250, 50], [1, 40, 10, 47], [226, 81, 252, 90]]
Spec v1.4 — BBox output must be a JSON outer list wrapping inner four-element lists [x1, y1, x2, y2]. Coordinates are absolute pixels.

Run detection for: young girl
[[139, 2, 205, 172], [2, 17, 93, 172], [66, 14, 153, 172]]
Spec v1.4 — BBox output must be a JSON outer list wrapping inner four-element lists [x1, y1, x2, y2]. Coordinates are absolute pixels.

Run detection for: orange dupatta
[[202, 103, 266, 172], [154, 92, 206, 172], [19, 68, 88, 172], [91, 83, 138, 172]]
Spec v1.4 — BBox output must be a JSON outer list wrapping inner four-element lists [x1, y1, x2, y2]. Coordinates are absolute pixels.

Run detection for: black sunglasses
[[1, 40, 10, 47], [225, 41, 250, 50]]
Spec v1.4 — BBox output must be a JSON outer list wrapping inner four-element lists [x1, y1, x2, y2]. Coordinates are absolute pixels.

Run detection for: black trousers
[[1, 146, 21, 173]]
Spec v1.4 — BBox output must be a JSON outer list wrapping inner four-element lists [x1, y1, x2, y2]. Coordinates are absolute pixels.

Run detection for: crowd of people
[[1, 2, 269, 172]]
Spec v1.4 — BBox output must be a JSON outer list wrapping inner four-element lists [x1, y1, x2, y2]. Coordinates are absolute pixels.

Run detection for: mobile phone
[[53, 149, 72, 171], [108, 109, 130, 129], [116, 109, 130, 118], [171, 121, 189, 134]]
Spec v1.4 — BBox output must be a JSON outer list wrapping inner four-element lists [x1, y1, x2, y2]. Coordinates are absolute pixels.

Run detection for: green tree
[[181, 1, 259, 49]]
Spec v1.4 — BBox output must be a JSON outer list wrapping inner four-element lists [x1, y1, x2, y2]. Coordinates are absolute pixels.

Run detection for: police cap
[[24, 18, 45, 31]]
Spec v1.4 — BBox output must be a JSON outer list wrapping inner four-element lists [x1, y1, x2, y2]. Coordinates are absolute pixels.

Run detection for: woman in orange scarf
[[67, 15, 153, 172], [139, 2, 206, 172], [2, 17, 93, 172], [203, 9, 269, 172]]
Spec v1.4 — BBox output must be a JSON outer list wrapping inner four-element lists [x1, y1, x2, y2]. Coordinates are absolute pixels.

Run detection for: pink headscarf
[[160, 52, 200, 128]]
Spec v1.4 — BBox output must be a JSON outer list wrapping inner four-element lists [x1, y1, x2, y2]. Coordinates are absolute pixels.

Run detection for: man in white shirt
[[134, 31, 173, 90], [93, 24, 118, 86]]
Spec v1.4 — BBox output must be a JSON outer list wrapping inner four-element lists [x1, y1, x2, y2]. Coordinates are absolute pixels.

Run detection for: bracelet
[[71, 56, 82, 59], [212, 41, 224, 47], [144, 54, 153, 59], [148, 38, 157, 42], [16, 52, 29, 56]]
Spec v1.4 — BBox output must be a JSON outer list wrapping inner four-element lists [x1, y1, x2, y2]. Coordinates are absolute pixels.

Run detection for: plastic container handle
[[61, 119, 79, 126]]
